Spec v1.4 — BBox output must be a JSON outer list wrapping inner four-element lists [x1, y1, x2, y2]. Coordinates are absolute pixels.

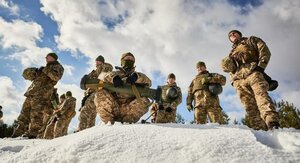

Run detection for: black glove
[[165, 107, 173, 113], [158, 104, 164, 110], [113, 75, 124, 87], [254, 66, 264, 73], [36, 66, 45, 73], [126, 73, 138, 84]]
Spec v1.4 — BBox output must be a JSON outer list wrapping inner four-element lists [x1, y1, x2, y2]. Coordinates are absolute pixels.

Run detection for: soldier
[[94, 52, 151, 124], [187, 61, 226, 124], [52, 91, 76, 138], [43, 93, 66, 139], [77, 55, 113, 131], [150, 73, 182, 123], [221, 30, 279, 130], [0, 106, 3, 126], [12, 53, 64, 138]]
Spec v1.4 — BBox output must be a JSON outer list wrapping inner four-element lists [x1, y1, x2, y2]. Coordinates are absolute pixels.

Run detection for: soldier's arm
[[210, 73, 226, 86], [43, 64, 64, 81], [135, 72, 152, 87], [250, 36, 271, 69], [186, 81, 194, 106], [103, 71, 118, 84], [94, 63, 113, 77], [170, 87, 182, 109]]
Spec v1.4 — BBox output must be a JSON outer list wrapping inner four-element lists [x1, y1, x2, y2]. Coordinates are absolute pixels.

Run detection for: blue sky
[[1, 0, 300, 130]]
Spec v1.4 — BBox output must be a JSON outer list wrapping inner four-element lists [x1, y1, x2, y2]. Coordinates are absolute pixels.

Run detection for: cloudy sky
[[0, 0, 299, 129]]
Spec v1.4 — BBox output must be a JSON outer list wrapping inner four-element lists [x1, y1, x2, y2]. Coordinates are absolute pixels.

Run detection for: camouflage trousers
[[194, 107, 222, 124], [13, 95, 52, 138], [54, 117, 72, 138], [77, 93, 97, 131], [193, 90, 222, 124], [150, 104, 176, 123], [13, 97, 31, 137], [233, 72, 278, 130], [94, 89, 150, 124]]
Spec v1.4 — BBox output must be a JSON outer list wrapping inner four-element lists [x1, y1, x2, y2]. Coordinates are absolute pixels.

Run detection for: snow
[[0, 124, 299, 163]]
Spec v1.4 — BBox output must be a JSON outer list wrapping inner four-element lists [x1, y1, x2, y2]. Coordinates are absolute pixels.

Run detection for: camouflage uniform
[[187, 71, 226, 124], [221, 32, 279, 130], [94, 53, 151, 124], [14, 60, 64, 138], [151, 83, 182, 123], [77, 63, 113, 131], [53, 95, 76, 138]]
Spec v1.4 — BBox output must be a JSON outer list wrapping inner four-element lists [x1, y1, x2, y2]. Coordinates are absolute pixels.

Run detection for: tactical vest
[[230, 37, 259, 68], [192, 73, 210, 94]]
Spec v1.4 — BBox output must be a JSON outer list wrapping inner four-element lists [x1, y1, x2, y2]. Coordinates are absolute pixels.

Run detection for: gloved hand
[[165, 107, 173, 113], [158, 104, 164, 110], [201, 77, 211, 85], [126, 73, 138, 84], [187, 104, 193, 112], [113, 75, 124, 87], [36, 66, 45, 73], [254, 66, 265, 73]]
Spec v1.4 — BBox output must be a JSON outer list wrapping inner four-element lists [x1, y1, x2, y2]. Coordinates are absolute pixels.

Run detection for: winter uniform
[[187, 63, 226, 124], [221, 30, 279, 130], [77, 60, 113, 131], [151, 74, 182, 123], [13, 53, 64, 138], [94, 52, 151, 124]]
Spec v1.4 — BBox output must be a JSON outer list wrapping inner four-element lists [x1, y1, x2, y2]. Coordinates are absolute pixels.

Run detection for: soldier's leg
[[63, 118, 72, 135], [54, 119, 66, 138], [150, 104, 158, 123], [37, 102, 53, 139], [234, 79, 268, 130], [207, 108, 221, 124], [94, 89, 119, 124], [194, 107, 207, 124], [155, 110, 167, 123], [12, 97, 31, 137], [164, 111, 176, 123], [85, 93, 97, 128], [28, 97, 48, 138], [78, 106, 88, 131], [43, 121, 55, 139], [120, 97, 150, 123], [249, 72, 279, 128]]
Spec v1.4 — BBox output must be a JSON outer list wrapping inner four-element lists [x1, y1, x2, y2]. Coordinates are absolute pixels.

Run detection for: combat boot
[[267, 121, 279, 130]]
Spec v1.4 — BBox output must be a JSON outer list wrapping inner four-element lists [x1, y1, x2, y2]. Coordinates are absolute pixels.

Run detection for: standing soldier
[[150, 73, 182, 123], [77, 55, 113, 131], [94, 52, 151, 124], [221, 30, 279, 130], [187, 61, 226, 124], [43, 93, 66, 139], [53, 91, 76, 138], [12, 53, 64, 138]]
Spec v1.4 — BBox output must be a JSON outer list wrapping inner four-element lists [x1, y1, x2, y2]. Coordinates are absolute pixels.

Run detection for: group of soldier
[[9, 29, 279, 139]]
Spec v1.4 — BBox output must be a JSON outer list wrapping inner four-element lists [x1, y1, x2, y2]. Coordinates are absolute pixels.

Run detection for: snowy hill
[[0, 124, 300, 163]]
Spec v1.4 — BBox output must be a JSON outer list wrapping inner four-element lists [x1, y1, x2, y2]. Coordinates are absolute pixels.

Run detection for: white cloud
[[0, 0, 19, 15], [62, 64, 75, 76], [0, 76, 25, 124], [0, 17, 51, 67]]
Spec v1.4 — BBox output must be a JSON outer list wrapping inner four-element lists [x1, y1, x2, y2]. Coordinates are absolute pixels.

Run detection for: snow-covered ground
[[0, 124, 299, 163]]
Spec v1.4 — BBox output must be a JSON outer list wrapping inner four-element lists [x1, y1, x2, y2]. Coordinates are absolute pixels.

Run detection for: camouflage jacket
[[153, 82, 182, 111], [103, 68, 152, 103], [85, 63, 113, 95], [57, 96, 76, 119], [228, 36, 271, 81], [187, 71, 226, 106], [24, 61, 64, 97]]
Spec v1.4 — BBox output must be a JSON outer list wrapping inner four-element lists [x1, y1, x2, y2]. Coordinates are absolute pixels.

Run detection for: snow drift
[[0, 124, 300, 163]]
